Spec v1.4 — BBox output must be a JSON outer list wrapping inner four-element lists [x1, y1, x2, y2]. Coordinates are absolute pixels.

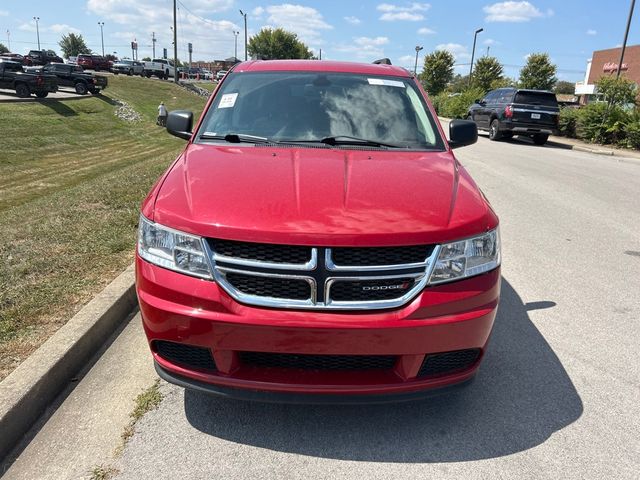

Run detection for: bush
[[431, 88, 485, 119], [576, 103, 629, 144], [624, 119, 640, 149], [558, 107, 580, 138]]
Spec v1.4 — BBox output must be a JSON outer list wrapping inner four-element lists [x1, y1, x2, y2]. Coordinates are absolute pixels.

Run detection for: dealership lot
[[4, 132, 639, 480]]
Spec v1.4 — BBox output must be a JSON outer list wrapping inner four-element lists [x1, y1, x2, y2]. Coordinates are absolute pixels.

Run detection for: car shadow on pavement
[[183, 278, 583, 462]]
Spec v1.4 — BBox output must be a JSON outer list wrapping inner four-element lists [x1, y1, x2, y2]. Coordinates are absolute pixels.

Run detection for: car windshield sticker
[[367, 78, 405, 88], [218, 93, 238, 108]]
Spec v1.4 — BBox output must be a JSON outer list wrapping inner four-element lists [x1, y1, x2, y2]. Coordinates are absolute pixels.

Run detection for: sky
[[0, 0, 637, 82]]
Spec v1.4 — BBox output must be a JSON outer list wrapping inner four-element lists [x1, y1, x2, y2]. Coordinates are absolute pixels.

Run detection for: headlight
[[138, 215, 212, 279], [428, 228, 500, 284]]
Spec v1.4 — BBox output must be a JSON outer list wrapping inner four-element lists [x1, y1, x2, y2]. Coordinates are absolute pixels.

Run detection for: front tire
[[128, 69, 133, 76], [15, 84, 30, 98], [75, 82, 88, 95], [35, 91, 48, 98], [532, 133, 549, 146], [489, 119, 503, 141]]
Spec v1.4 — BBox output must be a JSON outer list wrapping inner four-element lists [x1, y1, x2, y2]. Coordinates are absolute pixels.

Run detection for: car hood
[[151, 144, 496, 246]]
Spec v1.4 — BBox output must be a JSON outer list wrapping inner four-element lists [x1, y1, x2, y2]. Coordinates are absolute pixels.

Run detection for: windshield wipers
[[301, 135, 405, 148], [199, 133, 274, 144]]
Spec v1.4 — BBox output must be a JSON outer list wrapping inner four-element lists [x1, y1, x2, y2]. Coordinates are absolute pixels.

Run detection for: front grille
[[330, 278, 416, 301], [417, 349, 481, 377], [332, 245, 432, 266], [240, 352, 397, 371], [210, 239, 312, 264], [225, 272, 311, 300], [154, 340, 217, 372]]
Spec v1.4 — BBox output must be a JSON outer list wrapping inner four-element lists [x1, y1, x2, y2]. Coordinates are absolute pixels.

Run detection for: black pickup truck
[[0, 59, 58, 98], [27, 63, 108, 95], [24, 49, 64, 66]]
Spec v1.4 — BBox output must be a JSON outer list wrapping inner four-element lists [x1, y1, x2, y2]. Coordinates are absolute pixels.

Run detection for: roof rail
[[373, 58, 392, 65]]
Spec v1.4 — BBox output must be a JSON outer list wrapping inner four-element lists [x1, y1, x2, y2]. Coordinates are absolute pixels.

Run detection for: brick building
[[575, 44, 640, 103]]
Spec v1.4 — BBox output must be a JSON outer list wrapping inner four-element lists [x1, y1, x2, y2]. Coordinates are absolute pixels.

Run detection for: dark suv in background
[[467, 88, 559, 145]]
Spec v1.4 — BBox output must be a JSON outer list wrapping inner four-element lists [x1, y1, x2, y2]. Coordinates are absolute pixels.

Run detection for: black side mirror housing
[[166, 110, 193, 140], [449, 119, 478, 149]]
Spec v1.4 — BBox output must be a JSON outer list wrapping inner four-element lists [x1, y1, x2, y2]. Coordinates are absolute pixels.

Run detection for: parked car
[[24, 50, 64, 66], [28, 63, 108, 95], [66, 56, 78, 65], [467, 87, 560, 145], [137, 59, 500, 403], [76, 54, 111, 71], [187, 67, 205, 79], [216, 69, 227, 81], [143, 58, 175, 79], [0, 53, 26, 64], [111, 59, 144, 76], [0, 59, 58, 98], [201, 69, 213, 80]]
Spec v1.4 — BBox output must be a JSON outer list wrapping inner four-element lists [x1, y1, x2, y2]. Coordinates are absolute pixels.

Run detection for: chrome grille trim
[[213, 247, 318, 271]]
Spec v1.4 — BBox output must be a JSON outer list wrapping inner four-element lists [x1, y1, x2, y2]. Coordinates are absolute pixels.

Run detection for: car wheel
[[15, 84, 31, 98], [35, 91, 48, 98], [128, 69, 133, 76], [165, 70, 169, 80], [532, 133, 549, 146], [489, 119, 503, 141], [114, 71, 119, 75], [75, 82, 88, 95]]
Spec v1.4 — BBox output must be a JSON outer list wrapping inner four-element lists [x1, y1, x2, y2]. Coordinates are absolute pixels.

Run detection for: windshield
[[197, 71, 444, 150], [119, 60, 133, 65]]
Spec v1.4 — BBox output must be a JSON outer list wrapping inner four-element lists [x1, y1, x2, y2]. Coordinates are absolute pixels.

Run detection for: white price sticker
[[367, 78, 405, 88], [218, 93, 238, 108]]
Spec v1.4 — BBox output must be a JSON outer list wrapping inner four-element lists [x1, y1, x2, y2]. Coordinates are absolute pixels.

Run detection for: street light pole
[[468, 27, 483, 86], [6, 30, 10, 51], [616, 0, 636, 79], [233, 30, 239, 60], [414, 45, 423, 76], [152, 31, 156, 59], [98, 22, 105, 57], [33, 17, 40, 50], [173, 0, 178, 83], [239, 10, 247, 61]]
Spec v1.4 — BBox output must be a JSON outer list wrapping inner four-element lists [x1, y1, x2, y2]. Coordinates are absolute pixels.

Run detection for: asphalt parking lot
[[3, 131, 639, 479]]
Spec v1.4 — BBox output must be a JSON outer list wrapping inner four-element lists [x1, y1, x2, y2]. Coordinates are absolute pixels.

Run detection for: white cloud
[[586, 29, 597, 35], [483, 38, 500, 45], [344, 16, 361, 25], [252, 7, 265, 16], [418, 27, 435, 35], [377, 3, 430, 22], [265, 4, 333, 44], [483, 1, 546, 22], [335, 36, 389, 59], [19, 22, 81, 34], [0, 10, 8, 16], [435, 43, 471, 61]]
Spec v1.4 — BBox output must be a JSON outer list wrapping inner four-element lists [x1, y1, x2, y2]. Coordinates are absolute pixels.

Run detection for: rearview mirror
[[166, 110, 193, 140], [449, 119, 478, 149]]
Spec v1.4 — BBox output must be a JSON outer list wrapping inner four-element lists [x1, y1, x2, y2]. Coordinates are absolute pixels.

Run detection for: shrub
[[432, 88, 485, 119], [624, 119, 640, 149], [558, 107, 580, 138], [575, 103, 629, 144]]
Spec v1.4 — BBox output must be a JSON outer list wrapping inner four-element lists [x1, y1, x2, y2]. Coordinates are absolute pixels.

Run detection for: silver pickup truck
[[142, 59, 175, 80]]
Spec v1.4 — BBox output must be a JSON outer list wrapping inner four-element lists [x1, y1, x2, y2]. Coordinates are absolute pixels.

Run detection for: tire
[[164, 70, 169, 80], [15, 84, 30, 98], [35, 91, 48, 98], [114, 71, 119, 75], [502, 132, 514, 139], [489, 119, 503, 141], [532, 133, 549, 146], [128, 69, 133, 76], [75, 82, 88, 95]]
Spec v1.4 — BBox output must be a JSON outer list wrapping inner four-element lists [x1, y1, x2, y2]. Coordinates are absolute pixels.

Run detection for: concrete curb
[[0, 264, 137, 461]]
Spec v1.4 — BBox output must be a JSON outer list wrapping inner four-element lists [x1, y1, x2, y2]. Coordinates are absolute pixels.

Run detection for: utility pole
[[486, 45, 490, 57], [173, 0, 178, 82], [239, 9, 247, 60], [6, 30, 10, 51], [414, 45, 423, 75], [233, 30, 239, 60], [98, 22, 105, 57], [33, 17, 40, 50], [617, 0, 636, 79], [469, 27, 483, 86], [152, 31, 156, 59], [319, 48, 322, 60]]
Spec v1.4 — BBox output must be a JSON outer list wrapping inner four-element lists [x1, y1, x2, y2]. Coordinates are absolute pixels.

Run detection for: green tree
[[554, 80, 575, 94], [472, 56, 504, 93], [247, 28, 313, 60], [0, 43, 9, 54], [142, 56, 151, 62], [596, 75, 637, 106], [58, 33, 91, 58], [519, 53, 557, 90], [419, 50, 454, 95]]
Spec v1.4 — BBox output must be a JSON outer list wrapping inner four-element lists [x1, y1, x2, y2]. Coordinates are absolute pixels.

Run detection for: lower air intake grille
[[240, 352, 397, 371], [154, 340, 217, 372], [225, 272, 311, 300], [417, 349, 481, 377]]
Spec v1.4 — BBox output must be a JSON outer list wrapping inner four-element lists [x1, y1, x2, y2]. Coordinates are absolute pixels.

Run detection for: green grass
[[117, 379, 163, 456], [194, 81, 217, 92], [0, 76, 207, 379]]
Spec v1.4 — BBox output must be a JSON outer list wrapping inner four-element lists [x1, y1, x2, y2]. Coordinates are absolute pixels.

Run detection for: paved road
[[0, 88, 95, 102], [4, 132, 640, 479]]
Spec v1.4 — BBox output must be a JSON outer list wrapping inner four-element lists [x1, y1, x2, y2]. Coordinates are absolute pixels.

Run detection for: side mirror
[[166, 110, 193, 140], [449, 119, 478, 149]]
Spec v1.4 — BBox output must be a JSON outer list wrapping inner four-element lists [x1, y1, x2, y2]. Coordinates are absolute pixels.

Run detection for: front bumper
[[136, 257, 500, 399]]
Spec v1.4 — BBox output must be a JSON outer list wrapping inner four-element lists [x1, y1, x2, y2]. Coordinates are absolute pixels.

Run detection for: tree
[[247, 28, 313, 60], [448, 74, 471, 93], [554, 80, 575, 94], [596, 75, 637, 106], [519, 53, 557, 90], [419, 50, 454, 95], [472, 56, 504, 93], [58, 33, 91, 58], [142, 56, 151, 62], [0, 43, 9, 54]]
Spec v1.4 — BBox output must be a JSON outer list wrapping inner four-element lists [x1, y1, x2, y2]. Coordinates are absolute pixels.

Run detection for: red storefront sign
[[603, 62, 628, 72]]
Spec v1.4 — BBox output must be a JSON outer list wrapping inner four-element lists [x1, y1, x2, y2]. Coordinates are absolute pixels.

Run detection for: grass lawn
[[0, 76, 207, 379], [194, 82, 217, 92]]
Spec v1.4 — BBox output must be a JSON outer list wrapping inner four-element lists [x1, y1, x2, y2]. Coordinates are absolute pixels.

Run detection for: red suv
[[77, 54, 110, 71], [136, 60, 500, 403]]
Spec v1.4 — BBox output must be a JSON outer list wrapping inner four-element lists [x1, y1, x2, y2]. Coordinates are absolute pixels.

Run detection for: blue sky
[[0, 1, 637, 81]]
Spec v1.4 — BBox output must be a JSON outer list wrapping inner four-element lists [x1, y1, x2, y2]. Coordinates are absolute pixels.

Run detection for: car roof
[[236, 60, 412, 77]]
